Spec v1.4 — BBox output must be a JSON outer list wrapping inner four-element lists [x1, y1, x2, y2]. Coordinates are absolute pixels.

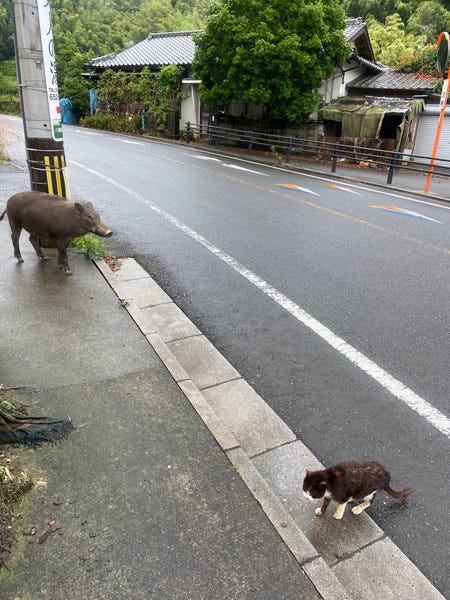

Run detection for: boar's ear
[[74, 202, 84, 213], [85, 201, 94, 209]]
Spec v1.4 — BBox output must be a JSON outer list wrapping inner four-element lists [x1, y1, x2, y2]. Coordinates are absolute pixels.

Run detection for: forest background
[[0, 0, 448, 123]]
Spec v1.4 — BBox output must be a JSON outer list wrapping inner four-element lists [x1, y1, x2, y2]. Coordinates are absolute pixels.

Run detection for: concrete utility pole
[[11, 0, 69, 198]]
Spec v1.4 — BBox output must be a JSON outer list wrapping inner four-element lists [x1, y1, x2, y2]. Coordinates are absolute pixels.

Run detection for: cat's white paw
[[333, 510, 344, 520], [315, 507, 323, 517], [352, 505, 364, 515]]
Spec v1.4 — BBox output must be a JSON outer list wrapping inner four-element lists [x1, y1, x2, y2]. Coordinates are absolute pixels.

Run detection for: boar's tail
[[0, 209, 6, 221]]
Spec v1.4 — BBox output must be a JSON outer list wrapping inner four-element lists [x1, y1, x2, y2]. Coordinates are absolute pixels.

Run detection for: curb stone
[[96, 257, 445, 600]]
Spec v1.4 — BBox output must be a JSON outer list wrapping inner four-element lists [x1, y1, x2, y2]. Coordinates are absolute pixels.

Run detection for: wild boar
[[0, 191, 112, 275]]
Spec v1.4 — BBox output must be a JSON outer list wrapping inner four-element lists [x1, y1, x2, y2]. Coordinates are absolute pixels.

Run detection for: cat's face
[[303, 470, 327, 500]]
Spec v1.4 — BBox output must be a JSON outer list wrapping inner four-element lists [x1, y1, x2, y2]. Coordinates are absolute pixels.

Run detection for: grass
[[0, 60, 20, 116], [0, 390, 34, 570]]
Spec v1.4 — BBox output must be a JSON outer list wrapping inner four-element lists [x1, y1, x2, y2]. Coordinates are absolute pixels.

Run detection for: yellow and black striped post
[[27, 138, 70, 199]]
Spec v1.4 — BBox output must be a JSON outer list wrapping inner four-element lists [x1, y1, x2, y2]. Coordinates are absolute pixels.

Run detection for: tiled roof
[[344, 17, 367, 42], [348, 70, 438, 92], [353, 54, 387, 73], [89, 18, 367, 70], [89, 31, 201, 68]]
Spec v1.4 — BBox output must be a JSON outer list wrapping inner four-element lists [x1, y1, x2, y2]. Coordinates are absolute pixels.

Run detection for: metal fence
[[185, 122, 450, 186]]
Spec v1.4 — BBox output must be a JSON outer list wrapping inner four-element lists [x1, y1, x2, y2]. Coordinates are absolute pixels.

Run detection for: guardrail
[[185, 122, 450, 186]]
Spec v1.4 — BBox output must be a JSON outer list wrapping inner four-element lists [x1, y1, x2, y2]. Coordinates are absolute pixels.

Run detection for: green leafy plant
[[193, 0, 350, 125], [72, 234, 106, 260], [271, 145, 283, 164]]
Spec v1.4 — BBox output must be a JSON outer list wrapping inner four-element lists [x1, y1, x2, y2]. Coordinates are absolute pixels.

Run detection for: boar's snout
[[97, 227, 113, 238]]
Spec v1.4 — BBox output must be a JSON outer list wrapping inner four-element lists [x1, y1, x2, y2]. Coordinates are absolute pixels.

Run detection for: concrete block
[[102, 257, 149, 281], [202, 378, 296, 457], [178, 379, 239, 451], [167, 335, 240, 390], [303, 557, 351, 600], [332, 537, 446, 600], [226, 447, 319, 566], [141, 302, 201, 342], [146, 333, 190, 383], [113, 277, 172, 308]]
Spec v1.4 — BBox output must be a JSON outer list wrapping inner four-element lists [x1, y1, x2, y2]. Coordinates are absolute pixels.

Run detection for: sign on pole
[[37, 0, 63, 141]]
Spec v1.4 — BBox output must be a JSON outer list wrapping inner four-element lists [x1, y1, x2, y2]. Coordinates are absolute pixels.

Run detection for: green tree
[[0, 0, 14, 61], [341, 0, 417, 24], [406, 1, 450, 42], [367, 13, 425, 65], [193, 0, 350, 125]]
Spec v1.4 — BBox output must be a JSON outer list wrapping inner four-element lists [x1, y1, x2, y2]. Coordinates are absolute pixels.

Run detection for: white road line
[[189, 148, 450, 211], [72, 159, 450, 440], [223, 163, 270, 176], [188, 153, 269, 176]]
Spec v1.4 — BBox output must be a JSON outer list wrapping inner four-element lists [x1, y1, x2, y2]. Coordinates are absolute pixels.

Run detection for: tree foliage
[[367, 13, 426, 65], [1, 0, 449, 119], [0, 0, 210, 115], [394, 43, 441, 79], [0, 0, 14, 61], [193, 0, 350, 124], [85, 64, 181, 131], [406, 1, 450, 42]]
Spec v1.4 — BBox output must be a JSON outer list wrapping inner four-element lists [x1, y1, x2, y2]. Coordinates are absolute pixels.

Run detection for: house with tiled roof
[[316, 18, 438, 153], [86, 22, 439, 153], [320, 18, 436, 103], [87, 30, 200, 73]]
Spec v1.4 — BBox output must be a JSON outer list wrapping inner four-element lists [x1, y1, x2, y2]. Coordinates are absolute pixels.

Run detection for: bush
[[79, 112, 141, 134]]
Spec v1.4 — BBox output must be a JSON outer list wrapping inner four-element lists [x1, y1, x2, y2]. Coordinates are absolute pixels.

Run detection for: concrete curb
[[96, 257, 445, 600]]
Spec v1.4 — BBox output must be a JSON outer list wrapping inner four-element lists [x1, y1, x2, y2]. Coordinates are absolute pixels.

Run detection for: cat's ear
[[306, 469, 312, 476]]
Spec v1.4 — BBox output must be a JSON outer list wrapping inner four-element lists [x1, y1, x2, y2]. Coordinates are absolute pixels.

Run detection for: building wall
[[180, 80, 201, 134], [319, 59, 366, 104]]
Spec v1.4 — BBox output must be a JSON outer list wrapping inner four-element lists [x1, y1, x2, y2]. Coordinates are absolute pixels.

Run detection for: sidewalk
[[0, 235, 333, 599], [1, 125, 329, 597], [0, 126, 446, 599]]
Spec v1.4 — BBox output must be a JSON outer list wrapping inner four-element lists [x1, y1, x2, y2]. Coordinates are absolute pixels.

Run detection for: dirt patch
[[103, 255, 122, 272]]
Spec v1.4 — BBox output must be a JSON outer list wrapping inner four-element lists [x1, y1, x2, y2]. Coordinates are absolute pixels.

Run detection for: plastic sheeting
[[320, 97, 424, 139], [60, 97, 77, 124]]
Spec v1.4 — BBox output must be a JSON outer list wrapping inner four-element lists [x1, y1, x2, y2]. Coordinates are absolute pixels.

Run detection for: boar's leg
[[10, 223, 24, 263], [29, 234, 50, 261], [57, 244, 72, 275]]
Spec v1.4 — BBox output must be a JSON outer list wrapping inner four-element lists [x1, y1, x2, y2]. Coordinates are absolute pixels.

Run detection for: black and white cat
[[303, 461, 411, 520]]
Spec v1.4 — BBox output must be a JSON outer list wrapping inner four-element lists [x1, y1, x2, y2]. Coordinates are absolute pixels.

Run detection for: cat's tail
[[384, 485, 411, 500]]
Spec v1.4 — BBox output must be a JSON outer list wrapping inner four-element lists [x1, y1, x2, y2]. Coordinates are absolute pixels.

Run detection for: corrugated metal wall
[[414, 105, 450, 165]]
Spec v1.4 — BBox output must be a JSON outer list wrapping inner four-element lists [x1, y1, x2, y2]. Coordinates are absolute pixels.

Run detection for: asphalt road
[[48, 126, 450, 596]]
